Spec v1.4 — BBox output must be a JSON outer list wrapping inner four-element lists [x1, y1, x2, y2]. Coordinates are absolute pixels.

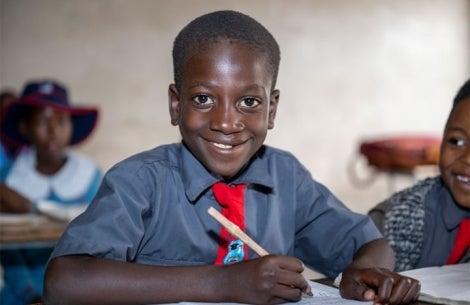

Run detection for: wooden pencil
[[208, 206, 313, 297], [208, 206, 269, 256]]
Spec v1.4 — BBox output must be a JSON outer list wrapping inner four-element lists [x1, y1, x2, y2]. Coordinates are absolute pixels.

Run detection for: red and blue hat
[[0, 80, 99, 146]]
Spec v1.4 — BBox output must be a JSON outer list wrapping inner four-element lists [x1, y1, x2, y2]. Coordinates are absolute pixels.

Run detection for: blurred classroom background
[[1, 0, 469, 213]]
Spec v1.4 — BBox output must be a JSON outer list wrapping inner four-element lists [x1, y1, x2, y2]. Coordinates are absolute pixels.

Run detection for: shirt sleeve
[[50, 159, 155, 261], [293, 170, 382, 278]]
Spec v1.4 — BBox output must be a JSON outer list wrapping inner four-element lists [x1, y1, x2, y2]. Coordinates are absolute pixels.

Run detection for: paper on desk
[[401, 262, 470, 305], [37, 200, 87, 222], [159, 280, 371, 305], [0, 213, 46, 225]]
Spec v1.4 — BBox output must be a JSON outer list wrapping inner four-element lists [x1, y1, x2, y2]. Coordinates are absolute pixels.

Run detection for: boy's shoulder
[[262, 144, 290, 154], [242, 145, 310, 184], [259, 145, 305, 167], [387, 176, 442, 205]]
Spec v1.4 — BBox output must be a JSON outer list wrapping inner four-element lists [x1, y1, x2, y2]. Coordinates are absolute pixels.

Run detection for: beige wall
[[1, 0, 469, 213]]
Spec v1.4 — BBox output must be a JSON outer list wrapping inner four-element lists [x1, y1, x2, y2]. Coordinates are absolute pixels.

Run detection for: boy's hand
[[339, 265, 421, 305], [225, 255, 311, 305]]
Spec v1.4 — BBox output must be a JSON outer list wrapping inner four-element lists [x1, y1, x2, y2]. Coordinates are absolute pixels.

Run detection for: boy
[[44, 10, 420, 305], [369, 79, 470, 271]]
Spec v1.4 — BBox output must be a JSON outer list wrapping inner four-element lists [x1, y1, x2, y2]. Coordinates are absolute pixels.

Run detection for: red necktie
[[212, 182, 248, 265], [446, 218, 470, 265]]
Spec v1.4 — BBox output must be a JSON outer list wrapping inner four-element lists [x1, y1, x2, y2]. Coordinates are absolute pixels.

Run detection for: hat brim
[[0, 98, 99, 146]]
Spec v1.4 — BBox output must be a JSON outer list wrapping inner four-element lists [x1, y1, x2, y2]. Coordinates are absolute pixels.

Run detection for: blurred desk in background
[[359, 136, 441, 173], [351, 135, 441, 193], [0, 213, 68, 250]]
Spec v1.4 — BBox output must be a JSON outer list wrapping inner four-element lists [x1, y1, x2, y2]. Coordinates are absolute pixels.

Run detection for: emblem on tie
[[223, 240, 245, 264]]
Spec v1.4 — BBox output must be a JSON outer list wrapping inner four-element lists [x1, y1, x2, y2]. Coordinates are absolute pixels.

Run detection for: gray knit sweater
[[373, 177, 441, 272]]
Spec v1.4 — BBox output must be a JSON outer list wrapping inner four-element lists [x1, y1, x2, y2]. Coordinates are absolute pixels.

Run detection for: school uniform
[[51, 142, 381, 278], [369, 177, 470, 272], [2, 148, 101, 204], [0, 148, 102, 304]]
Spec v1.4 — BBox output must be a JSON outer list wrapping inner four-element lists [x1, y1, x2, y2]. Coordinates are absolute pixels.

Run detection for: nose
[[44, 117, 66, 141], [46, 120, 60, 137], [210, 101, 244, 134]]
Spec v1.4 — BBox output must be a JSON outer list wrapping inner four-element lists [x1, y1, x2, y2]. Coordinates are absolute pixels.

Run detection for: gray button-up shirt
[[51, 143, 381, 278]]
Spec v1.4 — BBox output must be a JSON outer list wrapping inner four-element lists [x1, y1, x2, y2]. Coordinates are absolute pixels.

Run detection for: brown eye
[[193, 94, 213, 105], [239, 97, 260, 108], [448, 137, 466, 148]]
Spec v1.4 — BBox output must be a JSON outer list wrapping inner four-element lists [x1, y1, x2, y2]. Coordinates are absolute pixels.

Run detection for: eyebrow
[[445, 125, 468, 134], [187, 81, 267, 92]]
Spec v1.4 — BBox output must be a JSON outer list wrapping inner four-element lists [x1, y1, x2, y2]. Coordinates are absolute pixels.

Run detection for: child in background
[[45, 10, 420, 305], [369, 79, 470, 271], [0, 80, 102, 304]]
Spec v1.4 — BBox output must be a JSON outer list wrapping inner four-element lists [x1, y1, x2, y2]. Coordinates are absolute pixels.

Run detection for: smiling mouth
[[456, 175, 470, 184], [211, 142, 234, 149]]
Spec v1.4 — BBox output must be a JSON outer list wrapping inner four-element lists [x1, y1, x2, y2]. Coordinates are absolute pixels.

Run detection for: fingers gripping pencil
[[208, 207, 313, 297]]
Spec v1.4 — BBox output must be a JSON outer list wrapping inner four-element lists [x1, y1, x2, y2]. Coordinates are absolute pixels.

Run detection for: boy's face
[[439, 97, 470, 209], [20, 106, 73, 163], [169, 40, 279, 180]]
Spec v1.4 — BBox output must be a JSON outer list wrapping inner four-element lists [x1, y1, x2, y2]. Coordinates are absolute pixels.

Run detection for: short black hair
[[445, 79, 470, 124], [172, 10, 281, 91], [453, 79, 470, 106]]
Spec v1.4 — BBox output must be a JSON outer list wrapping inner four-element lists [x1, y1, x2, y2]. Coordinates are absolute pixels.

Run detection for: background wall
[[1, 0, 469, 214]]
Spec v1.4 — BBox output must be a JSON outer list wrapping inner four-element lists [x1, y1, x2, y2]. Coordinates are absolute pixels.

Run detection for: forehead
[[447, 98, 470, 127], [451, 98, 470, 117], [182, 40, 272, 81], [24, 105, 70, 120]]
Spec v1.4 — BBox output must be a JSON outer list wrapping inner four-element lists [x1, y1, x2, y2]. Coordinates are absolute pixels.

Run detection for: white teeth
[[456, 175, 470, 183], [212, 142, 233, 149]]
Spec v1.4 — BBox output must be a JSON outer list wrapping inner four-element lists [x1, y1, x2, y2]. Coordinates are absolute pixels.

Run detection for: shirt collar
[[439, 184, 470, 230], [6, 148, 96, 201], [179, 143, 274, 202]]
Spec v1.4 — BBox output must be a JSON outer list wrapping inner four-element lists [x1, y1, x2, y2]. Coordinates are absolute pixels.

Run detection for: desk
[[0, 213, 68, 249], [30, 279, 434, 305]]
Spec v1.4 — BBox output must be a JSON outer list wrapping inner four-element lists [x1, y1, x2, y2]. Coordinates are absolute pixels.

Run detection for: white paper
[[158, 280, 371, 305], [401, 263, 470, 305], [0, 213, 44, 225], [37, 200, 87, 222]]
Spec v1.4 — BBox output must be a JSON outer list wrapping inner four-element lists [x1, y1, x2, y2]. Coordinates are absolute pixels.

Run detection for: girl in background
[[0, 80, 102, 304]]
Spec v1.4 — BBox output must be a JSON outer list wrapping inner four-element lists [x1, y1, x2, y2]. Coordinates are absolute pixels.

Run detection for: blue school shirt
[[417, 181, 470, 268], [373, 177, 470, 271], [50, 143, 381, 278]]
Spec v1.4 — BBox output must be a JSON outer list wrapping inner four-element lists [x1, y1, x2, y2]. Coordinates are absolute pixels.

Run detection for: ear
[[268, 89, 280, 129], [168, 84, 180, 126]]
